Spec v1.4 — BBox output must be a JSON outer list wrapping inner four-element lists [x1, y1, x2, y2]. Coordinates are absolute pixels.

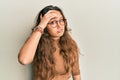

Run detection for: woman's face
[[46, 10, 66, 40]]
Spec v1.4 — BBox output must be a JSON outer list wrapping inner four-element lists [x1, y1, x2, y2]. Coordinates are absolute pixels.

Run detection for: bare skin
[[18, 10, 58, 65], [18, 10, 80, 80]]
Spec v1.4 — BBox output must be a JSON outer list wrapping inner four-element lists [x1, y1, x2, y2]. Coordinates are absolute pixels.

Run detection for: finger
[[45, 10, 57, 17]]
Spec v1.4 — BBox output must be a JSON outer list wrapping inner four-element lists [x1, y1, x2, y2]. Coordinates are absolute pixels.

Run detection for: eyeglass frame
[[47, 18, 66, 28]]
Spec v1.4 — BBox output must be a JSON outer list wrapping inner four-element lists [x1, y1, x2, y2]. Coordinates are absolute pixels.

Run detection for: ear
[[40, 14, 42, 19]]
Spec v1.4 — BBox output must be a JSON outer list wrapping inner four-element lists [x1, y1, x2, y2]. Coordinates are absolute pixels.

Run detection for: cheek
[[46, 26, 65, 36], [47, 27, 57, 35]]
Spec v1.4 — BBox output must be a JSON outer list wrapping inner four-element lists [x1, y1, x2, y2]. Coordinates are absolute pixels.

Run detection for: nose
[[56, 21, 61, 28]]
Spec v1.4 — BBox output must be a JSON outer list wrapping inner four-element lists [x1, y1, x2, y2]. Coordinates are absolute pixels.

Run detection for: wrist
[[33, 25, 44, 34]]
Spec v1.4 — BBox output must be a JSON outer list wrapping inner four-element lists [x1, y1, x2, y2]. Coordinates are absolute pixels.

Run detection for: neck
[[52, 36, 60, 41], [52, 38, 60, 47], [50, 36, 60, 47], [53, 39, 59, 45]]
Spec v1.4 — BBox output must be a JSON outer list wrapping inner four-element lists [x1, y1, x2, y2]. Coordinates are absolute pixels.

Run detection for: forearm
[[73, 75, 81, 80], [18, 31, 42, 65]]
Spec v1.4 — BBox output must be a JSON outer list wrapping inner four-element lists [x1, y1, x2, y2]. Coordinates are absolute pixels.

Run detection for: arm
[[18, 10, 58, 65], [72, 62, 81, 80], [72, 51, 81, 80], [18, 30, 42, 65], [73, 75, 81, 80]]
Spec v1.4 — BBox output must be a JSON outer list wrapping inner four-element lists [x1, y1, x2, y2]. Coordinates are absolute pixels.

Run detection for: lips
[[57, 29, 63, 34]]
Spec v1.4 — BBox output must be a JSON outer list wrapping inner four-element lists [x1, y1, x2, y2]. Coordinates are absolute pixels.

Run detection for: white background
[[0, 0, 120, 80]]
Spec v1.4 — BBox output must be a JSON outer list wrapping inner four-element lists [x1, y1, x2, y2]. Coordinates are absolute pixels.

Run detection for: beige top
[[52, 48, 80, 80]]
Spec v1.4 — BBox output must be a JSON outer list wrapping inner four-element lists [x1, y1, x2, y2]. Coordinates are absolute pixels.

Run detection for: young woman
[[18, 5, 81, 80]]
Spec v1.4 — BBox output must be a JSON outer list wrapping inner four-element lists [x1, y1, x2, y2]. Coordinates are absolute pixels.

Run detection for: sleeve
[[71, 53, 80, 76]]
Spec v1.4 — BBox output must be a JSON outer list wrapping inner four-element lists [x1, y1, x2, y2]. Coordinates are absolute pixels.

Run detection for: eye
[[59, 19, 64, 22], [49, 21, 56, 25], [59, 19, 65, 24]]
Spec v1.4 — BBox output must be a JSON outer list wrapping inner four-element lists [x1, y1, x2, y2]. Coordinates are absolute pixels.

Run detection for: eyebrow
[[50, 17, 63, 21]]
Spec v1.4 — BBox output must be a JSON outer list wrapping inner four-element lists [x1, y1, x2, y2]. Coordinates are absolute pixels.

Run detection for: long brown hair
[[33, 5, 79, 80]]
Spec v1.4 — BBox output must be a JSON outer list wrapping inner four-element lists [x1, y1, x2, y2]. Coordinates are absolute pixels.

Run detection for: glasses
[[47, 19, 66, 28]]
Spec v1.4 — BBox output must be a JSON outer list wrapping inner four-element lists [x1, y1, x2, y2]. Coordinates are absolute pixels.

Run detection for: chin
[[58, 32, 64, 37], [53, 34, 63, 40], [50, 32, 64, 39]]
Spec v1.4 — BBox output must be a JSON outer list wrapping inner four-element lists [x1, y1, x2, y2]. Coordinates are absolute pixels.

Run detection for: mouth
[[57, 29, 63, 34]]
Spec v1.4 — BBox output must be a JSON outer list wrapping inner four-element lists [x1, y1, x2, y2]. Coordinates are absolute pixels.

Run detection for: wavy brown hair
[[33, 5, 79, 80]]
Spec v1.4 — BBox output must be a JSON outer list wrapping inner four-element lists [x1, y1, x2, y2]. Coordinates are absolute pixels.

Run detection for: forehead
[[50, 10, 63, 19]]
